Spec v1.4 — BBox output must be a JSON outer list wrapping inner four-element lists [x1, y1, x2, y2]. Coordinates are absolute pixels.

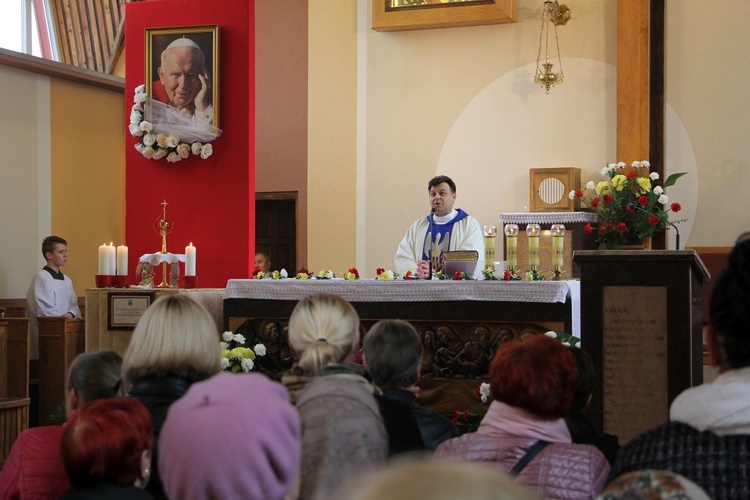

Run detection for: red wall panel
[[125, 0, 255, 288]]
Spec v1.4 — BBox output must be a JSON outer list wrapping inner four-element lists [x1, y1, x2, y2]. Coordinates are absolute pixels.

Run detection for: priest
[[395, 175, 484, 278]]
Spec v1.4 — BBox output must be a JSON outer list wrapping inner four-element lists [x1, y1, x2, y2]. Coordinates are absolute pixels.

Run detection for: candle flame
[[109, 242, 113, 246], [189, 242, 194, 246]]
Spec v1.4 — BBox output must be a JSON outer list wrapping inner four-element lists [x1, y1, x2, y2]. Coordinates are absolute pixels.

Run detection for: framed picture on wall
[[145, 25, 220, 127], [371, 0, 517, 32]]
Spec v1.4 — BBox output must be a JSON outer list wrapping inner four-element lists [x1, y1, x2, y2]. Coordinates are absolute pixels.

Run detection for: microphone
[[626, 203, 681, 250], [428, 208, 436, 280]]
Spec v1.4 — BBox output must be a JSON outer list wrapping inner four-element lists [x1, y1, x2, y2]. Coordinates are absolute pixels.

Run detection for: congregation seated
[[362, 319, 458, 450], [281, 292, 392, 499], [0, 350, 123, 499], [122, 294, 221, 500], [434, 335, 610, 499], [564, 346, 620, 465], [60, 398, 153, 499], [611, 232, 750, 499], [158, 372, 301, 500]]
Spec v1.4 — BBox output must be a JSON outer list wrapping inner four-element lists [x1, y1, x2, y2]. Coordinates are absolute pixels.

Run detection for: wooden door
[[255, 192, 297, 272]]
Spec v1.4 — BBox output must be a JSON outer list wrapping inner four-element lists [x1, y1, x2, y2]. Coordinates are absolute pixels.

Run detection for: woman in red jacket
[[0, 350, 123, 500]]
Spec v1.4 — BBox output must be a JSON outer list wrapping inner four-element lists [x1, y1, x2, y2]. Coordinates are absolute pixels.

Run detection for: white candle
[[185, 243, 196, 276], [116, 245, 128, 276], [98, 243, 109, 275], [107, 243, 116, 276], [552, 236, 564, 267]]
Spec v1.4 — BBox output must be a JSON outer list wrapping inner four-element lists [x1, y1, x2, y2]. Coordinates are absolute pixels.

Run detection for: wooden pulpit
[[573, 250, 709, 444], [0, 317, 30, 467]]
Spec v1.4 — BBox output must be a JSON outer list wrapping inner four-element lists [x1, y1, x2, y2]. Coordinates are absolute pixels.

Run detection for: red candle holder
[[113, 275, 129, 288], [183, 275, 199, 289], [95, 275, 115, 288]]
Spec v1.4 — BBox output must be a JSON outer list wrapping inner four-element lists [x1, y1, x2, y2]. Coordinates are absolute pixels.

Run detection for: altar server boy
[[26, 236, 81, 359]]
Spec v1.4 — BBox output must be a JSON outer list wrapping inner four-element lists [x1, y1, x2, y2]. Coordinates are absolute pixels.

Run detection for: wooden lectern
[[573, 250, 709, 444]]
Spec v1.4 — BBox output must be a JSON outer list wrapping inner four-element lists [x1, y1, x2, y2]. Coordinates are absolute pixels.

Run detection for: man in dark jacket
[[363, 319, 458, 450]]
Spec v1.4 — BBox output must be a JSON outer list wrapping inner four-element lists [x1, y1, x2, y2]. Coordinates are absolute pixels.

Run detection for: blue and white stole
[[421, 208, 469, 262]]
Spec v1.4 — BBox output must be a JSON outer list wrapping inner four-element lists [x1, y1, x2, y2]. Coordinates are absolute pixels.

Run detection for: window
[[0, 0, 57, 60]]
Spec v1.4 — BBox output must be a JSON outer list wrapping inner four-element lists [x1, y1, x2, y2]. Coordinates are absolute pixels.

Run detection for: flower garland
[[129, 84, 214, 162]]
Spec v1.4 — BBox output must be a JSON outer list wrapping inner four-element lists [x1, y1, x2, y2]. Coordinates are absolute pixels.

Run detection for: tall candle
[[116, 245, 128, 276], [506, 236, 517, 268], [185, 243, 197, 276], [98, 243, 109, 275], [107, 243, 116, 276], [526, 224, 541, 268], [528, 237, 540, 267], [552, 236, 564, 267]]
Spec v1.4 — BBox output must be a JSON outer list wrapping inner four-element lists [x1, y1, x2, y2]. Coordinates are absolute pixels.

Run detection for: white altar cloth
[[224, 279, 570, 304]]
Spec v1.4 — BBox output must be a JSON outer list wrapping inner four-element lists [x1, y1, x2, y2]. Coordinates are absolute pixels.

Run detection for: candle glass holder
[[526, 223, 541, 273], [550, 223, 566, 280], [483, 225, 497, 271], [504, 224, 519, 277]]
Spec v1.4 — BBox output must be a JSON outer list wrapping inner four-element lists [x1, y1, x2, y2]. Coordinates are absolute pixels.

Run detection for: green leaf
[[663, 172, 687, 188]]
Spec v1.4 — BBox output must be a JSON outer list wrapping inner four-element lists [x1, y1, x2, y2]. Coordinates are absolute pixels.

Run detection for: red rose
[[348, 267, 359, 277], [603, 195, 614, 204], [297, 267, 309, 274], [598, 226, 605, 235], [616, 222, 627, 232], [638, 195, 649, 206], [627, 171, 637, 179], [503, 270, 511, 281], [671, 202, 682, 213], [453, 271, 462, 280], [625, 204, 636, 214], [575, 190, 584, 199], [376, 267, 385, 275], [404, 270, 414, 280], [606, 221, 615, 230], [648, 216, 660, 226], [591, 197, 600, 209], [252, 267, 262, 277], [583, 223, 593, 234]]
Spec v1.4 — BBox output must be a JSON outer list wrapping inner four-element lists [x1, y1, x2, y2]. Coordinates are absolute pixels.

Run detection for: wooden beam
[[616, 0, 650, 163]]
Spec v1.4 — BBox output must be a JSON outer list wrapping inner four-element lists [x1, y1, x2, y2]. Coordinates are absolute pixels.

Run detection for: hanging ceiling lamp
[[534, 1, 571, 94]]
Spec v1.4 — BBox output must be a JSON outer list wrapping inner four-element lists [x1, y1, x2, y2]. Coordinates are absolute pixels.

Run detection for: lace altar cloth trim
[[224, 279, 571, 303], [499, 212, 599, 225]]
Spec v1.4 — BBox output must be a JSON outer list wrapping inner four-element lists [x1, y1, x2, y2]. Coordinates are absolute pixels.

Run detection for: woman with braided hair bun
[[281, 293, 422, 500], [611, 233, 750, 499]]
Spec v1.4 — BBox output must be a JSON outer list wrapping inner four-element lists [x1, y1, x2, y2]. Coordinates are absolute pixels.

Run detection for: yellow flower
[[636, 177, 651, 194], [611, 174, 628, 192], [230, 347, 255, 360], [220, 349, 231, 358], [595, 181, 611, 196]]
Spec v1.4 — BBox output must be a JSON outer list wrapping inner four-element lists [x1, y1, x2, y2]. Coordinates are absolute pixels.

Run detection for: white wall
[[0, 66, 50, 297]]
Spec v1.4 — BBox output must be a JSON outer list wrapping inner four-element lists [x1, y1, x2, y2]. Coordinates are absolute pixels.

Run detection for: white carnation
[[219, 341, 229, 350], [568, 190, 576, 200], [658, 194, 669, 204], [545, 331, 558, 338], [241, 358, 254, 372], [254, 344, 266, 356], [280, 269, 288, 278], [220, 358, 230, 370], [586, 181, 596, 190], [653, 186, 664, 195], [649, 172, 660, 180], [222, 331, 234, 342], [233, 334, 246, 345]]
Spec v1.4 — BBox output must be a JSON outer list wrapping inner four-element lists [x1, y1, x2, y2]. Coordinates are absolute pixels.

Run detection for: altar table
[[223, 279, 575, 414]]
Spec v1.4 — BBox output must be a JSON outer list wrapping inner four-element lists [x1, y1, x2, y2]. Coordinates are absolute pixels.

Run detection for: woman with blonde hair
[[122, 294, 220, 499], [282, 293, 391, 500]]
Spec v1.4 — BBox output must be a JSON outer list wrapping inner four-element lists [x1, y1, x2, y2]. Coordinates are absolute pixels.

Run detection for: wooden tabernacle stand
[[574, 250, 709, 444]]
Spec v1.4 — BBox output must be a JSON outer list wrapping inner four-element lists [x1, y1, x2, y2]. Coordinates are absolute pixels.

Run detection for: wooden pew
[[0, 319, 31, 468], [37, 317, 85, 426]]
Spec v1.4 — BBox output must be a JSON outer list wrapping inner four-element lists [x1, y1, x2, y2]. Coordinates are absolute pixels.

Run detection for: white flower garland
[[129, 84, 214, 162]]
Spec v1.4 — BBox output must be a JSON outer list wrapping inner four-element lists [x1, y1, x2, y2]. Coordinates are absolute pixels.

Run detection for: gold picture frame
[[372, 0, 517, 32], [145, 25, 219, 127]]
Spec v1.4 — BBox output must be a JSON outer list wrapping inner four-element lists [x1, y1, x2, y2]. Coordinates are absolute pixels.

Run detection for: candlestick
[[551, 223, 565, 280], [504, 224, 519, 277], [185, 243, 197, 276], [116, 245, 128, 276], [483, 225, 497, 271], [526, 224, 541, 270], [98, 243, 109, 275]]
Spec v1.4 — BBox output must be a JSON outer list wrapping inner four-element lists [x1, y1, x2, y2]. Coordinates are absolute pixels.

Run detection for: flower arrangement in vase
[[569, 161, 686, 248]]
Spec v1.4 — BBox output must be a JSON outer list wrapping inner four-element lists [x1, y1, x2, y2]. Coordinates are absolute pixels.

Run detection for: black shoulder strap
[[509, 440, 551, 477]]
